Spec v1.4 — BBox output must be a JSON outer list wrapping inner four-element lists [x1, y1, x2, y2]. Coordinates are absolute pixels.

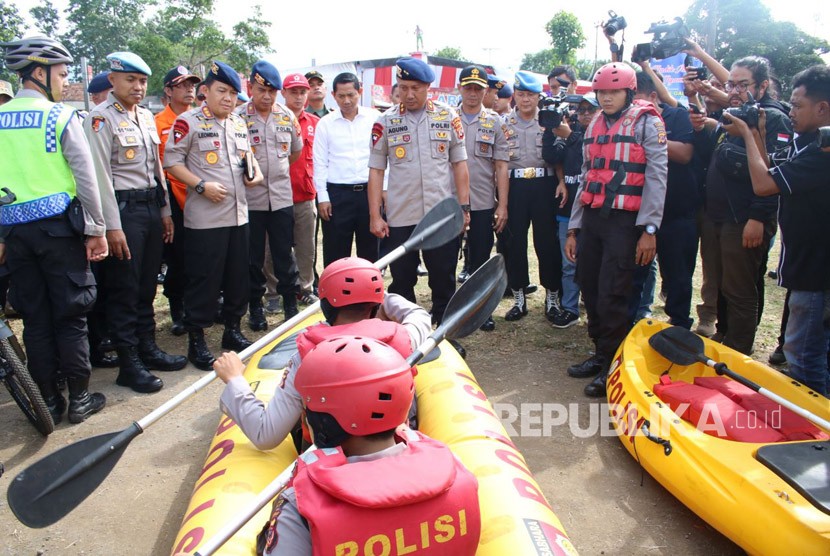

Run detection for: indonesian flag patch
[[777, 133, 790, 143]]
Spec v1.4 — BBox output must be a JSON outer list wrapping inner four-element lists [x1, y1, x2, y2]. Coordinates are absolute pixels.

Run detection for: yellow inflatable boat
[[609, 320, 830, 555], [172, 314, 577, 555]]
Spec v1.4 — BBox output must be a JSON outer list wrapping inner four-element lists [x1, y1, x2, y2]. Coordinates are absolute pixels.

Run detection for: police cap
[[164, 65, 200, 88], [0, 80, 13, 99], [395, 57, 434, 84], [86, 72, 111, 94], [304, 70, 324, 84], [251, 60, 282, 90], [486, 73, 502, 89], [459, 65, 488, 88], [106, 52, 152, 76], [497, 82, 514, 99], [206, 60, 242, 93], [514, 71, 542, 93]]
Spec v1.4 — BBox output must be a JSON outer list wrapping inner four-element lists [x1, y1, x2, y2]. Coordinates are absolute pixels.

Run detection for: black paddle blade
[[403, 197, 463, 252], [648, 326, 707, 367], [442, 255, 507, 340], [7, 424, 141, 528]]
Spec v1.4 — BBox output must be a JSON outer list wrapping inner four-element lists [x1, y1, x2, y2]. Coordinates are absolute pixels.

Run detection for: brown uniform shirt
[[368, 100, 467, 227], [236, 101, 302, 212], [459, 107, 508, 211], [163, 104, 251, 230], [502, 107, 548, 170]]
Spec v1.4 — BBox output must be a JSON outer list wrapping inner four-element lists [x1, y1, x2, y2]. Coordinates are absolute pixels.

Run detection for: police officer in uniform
[[164, 61, 264, 370], [368, 57, 471, 326], [87, 71, 112, 106], [238, 61, 302, 328], [456, 65, 509, 331], [501, 71, 567, 323], [85, 53, 186, 394], [0, 35, 107, 424]]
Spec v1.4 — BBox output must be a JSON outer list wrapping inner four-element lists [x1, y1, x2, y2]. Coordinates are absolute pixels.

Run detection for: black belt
[[115, 188, 156, 203], [327, 182, 367, 192]]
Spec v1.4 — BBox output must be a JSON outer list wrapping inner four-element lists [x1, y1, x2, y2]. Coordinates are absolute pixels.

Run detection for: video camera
[[538, 94, 574, 129], [721, 93, 760, 127], [603, 10, 627, 36], [636, 17, 690, 61]]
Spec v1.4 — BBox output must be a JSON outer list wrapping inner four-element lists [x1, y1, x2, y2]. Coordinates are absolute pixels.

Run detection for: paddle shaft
[[702, 357, 830, 432]]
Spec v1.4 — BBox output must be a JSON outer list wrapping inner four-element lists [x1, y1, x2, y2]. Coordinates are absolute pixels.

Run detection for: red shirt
[[289, 110, 319, 203]]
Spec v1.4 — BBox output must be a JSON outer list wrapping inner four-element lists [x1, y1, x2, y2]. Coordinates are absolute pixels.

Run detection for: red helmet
[[592, 63, 637, 92], [295, 336, 415, 436], [318, 257, 384, 307]]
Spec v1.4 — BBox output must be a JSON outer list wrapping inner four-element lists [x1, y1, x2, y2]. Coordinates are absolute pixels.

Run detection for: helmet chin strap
[[24, 65, 55, 102]]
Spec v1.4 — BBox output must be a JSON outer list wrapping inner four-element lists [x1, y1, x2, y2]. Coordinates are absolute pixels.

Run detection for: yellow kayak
[[172, 314, 578, 555], [609, 319, 830, 555]]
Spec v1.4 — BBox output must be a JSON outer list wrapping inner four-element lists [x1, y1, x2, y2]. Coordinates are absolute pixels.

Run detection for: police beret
[[395, 57, 434, 83], [486, 73, 501, 89], [207, 60, 242, 93], [514, 71, 542, 93], [304, 70, 324, 83], [0, 79, 13, 98], [106, 52, 152, 76], [251, 60, 282, 90], [237, 90, 250, 103], [459, 65, 488, 88], [87, 72, 111, 94], [283, 73, 310, 90], [163, 66, 200, 88], [497, 83, 513, 99]]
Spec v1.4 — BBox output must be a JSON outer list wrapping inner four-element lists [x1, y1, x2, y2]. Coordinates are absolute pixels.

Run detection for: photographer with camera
[[548, 65, 577, 97], [602, 11, 627, 62], [698, 56, 791, 355], [542, 94, 600, 328], [628, 70, 698, 329], [723, 65, 830, 395], [564, 63, 668, 397]]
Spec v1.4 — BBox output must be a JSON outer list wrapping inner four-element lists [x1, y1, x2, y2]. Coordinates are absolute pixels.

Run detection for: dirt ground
[[0, 283, 755, 556]]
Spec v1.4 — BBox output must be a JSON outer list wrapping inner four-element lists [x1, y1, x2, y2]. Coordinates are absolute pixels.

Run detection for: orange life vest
[[581, 100, 661, 215]]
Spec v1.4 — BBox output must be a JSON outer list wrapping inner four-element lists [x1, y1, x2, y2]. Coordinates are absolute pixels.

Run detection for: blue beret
[[514, 71, 542, 93], [237, 90, 250, 103], [487, 73, 501, 89], [250, 60, 282, 90], [395, 57, 434, 83], [207, 60, 242, 93], [106, 52, 151, 76], [497, 83, 513, 99], [87, 71, 111, 94]]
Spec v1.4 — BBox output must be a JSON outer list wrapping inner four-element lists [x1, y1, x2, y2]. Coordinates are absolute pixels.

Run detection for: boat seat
[[257, 331, 302, 370], [654, 376, 785, 443], [756, 441, 830, 516], [695, 377, 829, 441]]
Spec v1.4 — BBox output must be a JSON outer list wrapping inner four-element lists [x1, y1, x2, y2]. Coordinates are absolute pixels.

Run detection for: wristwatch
[[460, 204, 471, 213], [194, 180, 205, 195], [643, 224, 658, 236]]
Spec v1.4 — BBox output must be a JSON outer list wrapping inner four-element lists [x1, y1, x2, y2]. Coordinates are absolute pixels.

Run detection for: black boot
[[188, 329, 215, 371], [567, 353, 607, 378], [222, 320, 253, 351], [479, 316, 495, 331], [67, 376, 106, 424], [170, 298, 186, 336], [248, 301, 267, 332], [39, 381, 65, 425], [89, 343, 119, 368], [283, 295, 299, 320], [138, 333, 187, 371], [584, 369, 610, 398], [504, 289, 528, 321], [115, 347, 164, 393]]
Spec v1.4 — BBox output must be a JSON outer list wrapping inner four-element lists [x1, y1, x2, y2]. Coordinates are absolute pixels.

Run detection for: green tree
[[685, 0, 829, 95], [30, 0, 60, 36], [575, 58, 609, 80], [520, 48, 555, 74], [226, 5, 272, 75], [0, 0, 24, 83], [62, 0, 146, 73], [432, 46, 470, 62], [544, 11, 586, 66]]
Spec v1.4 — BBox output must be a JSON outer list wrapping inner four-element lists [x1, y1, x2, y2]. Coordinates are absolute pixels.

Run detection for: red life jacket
[[296, 319, 413, 359], [581, 100, 660, 214], [292, 428, 481, 556]]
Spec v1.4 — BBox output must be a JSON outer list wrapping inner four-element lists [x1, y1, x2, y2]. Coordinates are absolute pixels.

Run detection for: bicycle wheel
[[0, 338, 55, 436]]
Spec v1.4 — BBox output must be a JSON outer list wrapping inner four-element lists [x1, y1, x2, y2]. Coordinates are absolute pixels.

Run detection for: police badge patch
[[90, 116, 106, 133], [372, 122, 384, 147], [451, 117, 464, 140], [173, 119, 189, 144]]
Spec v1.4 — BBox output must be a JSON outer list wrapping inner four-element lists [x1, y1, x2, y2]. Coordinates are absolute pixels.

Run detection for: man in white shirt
[[313, 72, 381, 265]]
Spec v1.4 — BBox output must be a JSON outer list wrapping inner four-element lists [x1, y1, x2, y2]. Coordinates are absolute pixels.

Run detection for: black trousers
[[101, 200, 163, 347], [249, 208, 300, 302], [184, 225, 250, 329], [576, 208, 640, 360], [87, 261, 109, 349], [321, 185, 378, 266], [6, 218, 95, 385], [162, 193, 186, 304], [384, 224, 458, 324], [504, 177, 561, 292], [467, 208, 495, 273]]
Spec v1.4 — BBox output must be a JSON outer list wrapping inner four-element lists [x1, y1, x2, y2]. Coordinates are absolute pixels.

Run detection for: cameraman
[[699, 56, 792, 355], [725, 64, 830, 396], [542, 94, 600, 328], [548, 65, 577, 97]]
